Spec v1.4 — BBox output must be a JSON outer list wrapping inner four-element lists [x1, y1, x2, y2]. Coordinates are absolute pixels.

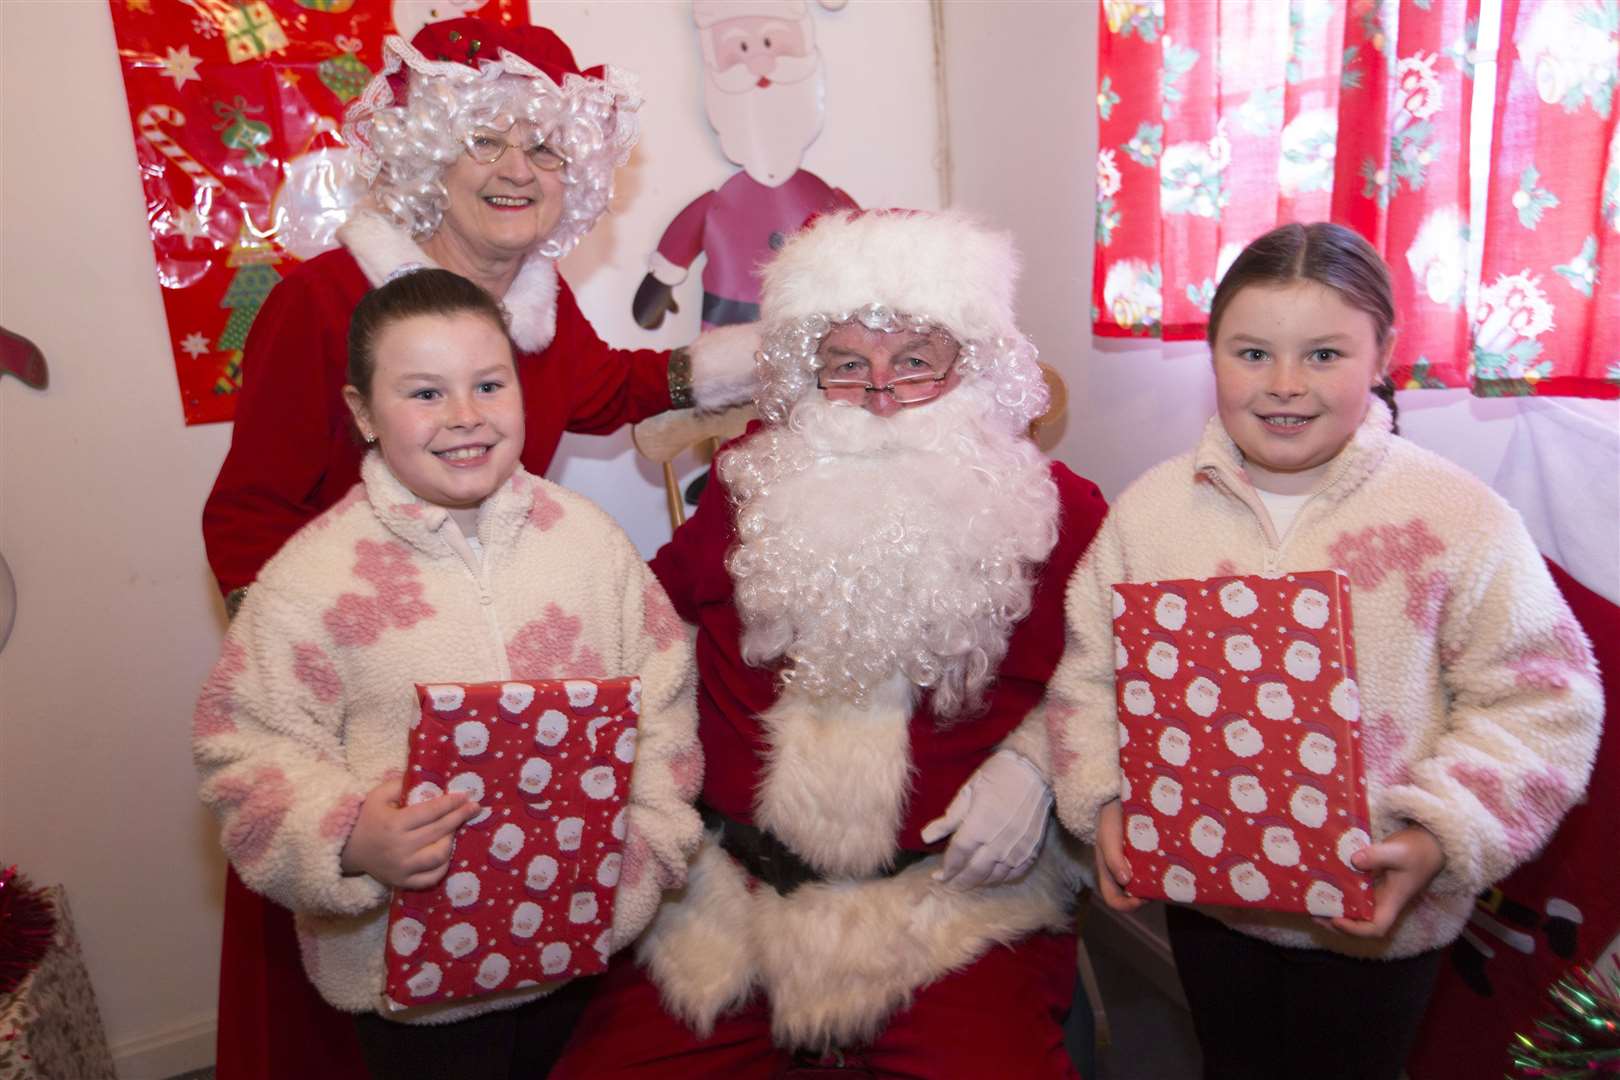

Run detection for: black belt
[[701, 293, 761, 325], [700, 804, 929, 897]]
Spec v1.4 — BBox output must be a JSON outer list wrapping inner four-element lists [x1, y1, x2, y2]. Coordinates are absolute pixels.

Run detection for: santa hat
[[759, 209, 1022, 344], [1190, 803, 1227, 827], [345, 17, 641, 181], [1298, 719, 1337, 740], [1121, 801, 1154, 819], [1215, 713, 1249, 732], [1153, 583, 1188, 599], [1255, 815, 1292, 831], [1253, 671, 1288, 687], [1187, 664, 1221, 684], [1149, 766, 1185, 785], [1283, 629, 1320, 649], [1162, 853, 1195, 874]]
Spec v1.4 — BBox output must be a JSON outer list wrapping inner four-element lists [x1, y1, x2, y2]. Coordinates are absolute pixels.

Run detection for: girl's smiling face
[[1212, 281, 1389, 494], [344, 311, 524, 519]]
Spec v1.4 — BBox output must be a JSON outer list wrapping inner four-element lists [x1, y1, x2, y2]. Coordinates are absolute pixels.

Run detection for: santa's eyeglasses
[[463, 129, 569, 171], [816, 369, 952, 404]]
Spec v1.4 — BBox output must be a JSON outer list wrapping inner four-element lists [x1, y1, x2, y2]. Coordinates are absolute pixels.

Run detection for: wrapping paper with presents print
[[105, 0, 534, 424], [383, 677, 641, 1010], [1111, 571, 1374, 921]]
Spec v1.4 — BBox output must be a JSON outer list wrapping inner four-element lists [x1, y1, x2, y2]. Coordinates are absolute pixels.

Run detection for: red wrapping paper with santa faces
[[1111, 572, 1374, 920], [383, 677, 640, 1011]]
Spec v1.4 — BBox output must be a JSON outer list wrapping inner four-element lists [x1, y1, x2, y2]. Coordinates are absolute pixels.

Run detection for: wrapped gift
[[384, 678, 641, 1011], [0, 887, 116, 1080], [1112, 572, 1374, 920]]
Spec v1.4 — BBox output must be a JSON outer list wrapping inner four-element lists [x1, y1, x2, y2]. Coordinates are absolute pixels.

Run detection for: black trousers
[[352, 977, 593, 1080], [1166, 905, 1443, 1080]]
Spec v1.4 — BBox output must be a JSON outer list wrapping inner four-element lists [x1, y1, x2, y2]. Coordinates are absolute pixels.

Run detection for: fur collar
[[361, 451, 538, 557], [1194, 397, 1396, 512], [338, 211, 559, 353]]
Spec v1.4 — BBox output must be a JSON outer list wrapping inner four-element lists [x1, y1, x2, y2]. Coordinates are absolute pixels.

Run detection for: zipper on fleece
[[441, 525, 513, 680], [1200, 459, 1350, 575]]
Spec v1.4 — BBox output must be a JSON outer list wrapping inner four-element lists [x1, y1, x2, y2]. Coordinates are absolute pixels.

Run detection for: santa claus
[[633, 0, 857, 330], [553, 209, 1107, 1076]]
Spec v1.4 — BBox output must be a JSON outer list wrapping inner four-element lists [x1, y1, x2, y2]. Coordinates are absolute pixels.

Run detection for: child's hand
[[339, 778, 481, 890], [1325, 825, 1445, 939], [1094, 799, 1146, 913]]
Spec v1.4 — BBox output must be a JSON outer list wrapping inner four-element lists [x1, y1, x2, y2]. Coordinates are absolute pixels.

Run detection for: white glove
[[919, 748, 1053, 889]]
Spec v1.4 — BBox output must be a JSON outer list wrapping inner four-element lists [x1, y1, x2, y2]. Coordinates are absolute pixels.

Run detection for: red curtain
[[1474, 0, 1620, 397], [1094, 0, 1618, 400]]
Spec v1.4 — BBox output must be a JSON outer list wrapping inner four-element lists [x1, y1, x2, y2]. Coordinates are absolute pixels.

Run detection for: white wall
[[0, 1, 938, 1075]]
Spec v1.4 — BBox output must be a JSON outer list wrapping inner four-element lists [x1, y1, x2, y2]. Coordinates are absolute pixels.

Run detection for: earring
[[364, 432, 377, 445]]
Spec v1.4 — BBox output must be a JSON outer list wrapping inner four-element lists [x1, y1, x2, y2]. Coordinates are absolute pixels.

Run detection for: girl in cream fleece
[[1043, 224, 1601, 1079], [193, 269, 701, 1077]]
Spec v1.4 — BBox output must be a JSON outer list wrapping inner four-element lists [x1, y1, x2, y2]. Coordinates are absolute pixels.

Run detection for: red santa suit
[[550, 435, 1108, 1077], [653, 170, 856, 326]]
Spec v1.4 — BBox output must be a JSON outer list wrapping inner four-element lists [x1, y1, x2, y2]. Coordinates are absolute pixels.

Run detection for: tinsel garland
[[1509, 957, 1620, 1077], [0, 865, 57, 997]]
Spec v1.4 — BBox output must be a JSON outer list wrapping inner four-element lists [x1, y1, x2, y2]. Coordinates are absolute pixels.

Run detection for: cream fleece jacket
[[195, 454, 702, 1020], [1041, 402, 1602, 959]]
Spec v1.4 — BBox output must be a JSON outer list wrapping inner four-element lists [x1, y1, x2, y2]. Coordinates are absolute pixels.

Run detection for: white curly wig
[[753, 209, 1049, 429], [343, 29, 641, 258]]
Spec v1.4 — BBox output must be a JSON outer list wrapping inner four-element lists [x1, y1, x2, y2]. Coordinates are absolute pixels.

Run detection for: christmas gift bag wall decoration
[[1112, 571, 1375, 920], [106, 0, 531, 424]]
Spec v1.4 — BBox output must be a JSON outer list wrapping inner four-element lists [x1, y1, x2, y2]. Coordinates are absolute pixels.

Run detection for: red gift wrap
[[383, 677, 641, 1010], [1111, 572, 1374, 920]]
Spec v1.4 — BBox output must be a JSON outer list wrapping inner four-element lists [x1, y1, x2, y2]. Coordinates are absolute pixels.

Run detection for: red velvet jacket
[[202, 247, 672, 592], [650, 440, 1108, 850]]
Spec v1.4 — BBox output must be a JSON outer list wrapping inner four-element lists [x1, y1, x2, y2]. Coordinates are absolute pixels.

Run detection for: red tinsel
[[0, 865, 56, 997]]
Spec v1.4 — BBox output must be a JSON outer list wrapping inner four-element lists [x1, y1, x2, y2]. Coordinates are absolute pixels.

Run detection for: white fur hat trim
[[759, 209, 1021, 343]]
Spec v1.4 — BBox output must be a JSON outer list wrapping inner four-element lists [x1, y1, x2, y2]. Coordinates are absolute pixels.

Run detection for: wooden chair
[[1029, 361, 1069, 451], [631, 402, 758, 531], [1074, 888, 1112, 1052]]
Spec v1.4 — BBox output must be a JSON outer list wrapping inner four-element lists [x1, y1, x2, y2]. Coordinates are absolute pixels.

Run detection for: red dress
[[201, 245, 672, 1079]]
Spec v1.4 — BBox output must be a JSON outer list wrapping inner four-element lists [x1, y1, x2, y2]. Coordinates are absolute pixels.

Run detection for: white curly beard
[[720, 382, 1060, 717]]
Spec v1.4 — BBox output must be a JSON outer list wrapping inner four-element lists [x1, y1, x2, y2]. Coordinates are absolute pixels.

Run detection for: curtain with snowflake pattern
[[1093, 0, 1619, 400]]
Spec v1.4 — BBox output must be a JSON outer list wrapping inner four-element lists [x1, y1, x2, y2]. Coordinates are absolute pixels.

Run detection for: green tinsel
[[1508, 959, 1620, 1077]]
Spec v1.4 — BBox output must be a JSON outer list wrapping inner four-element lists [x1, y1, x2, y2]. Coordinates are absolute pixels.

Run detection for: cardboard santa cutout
[[633, 0, 856, 331]]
